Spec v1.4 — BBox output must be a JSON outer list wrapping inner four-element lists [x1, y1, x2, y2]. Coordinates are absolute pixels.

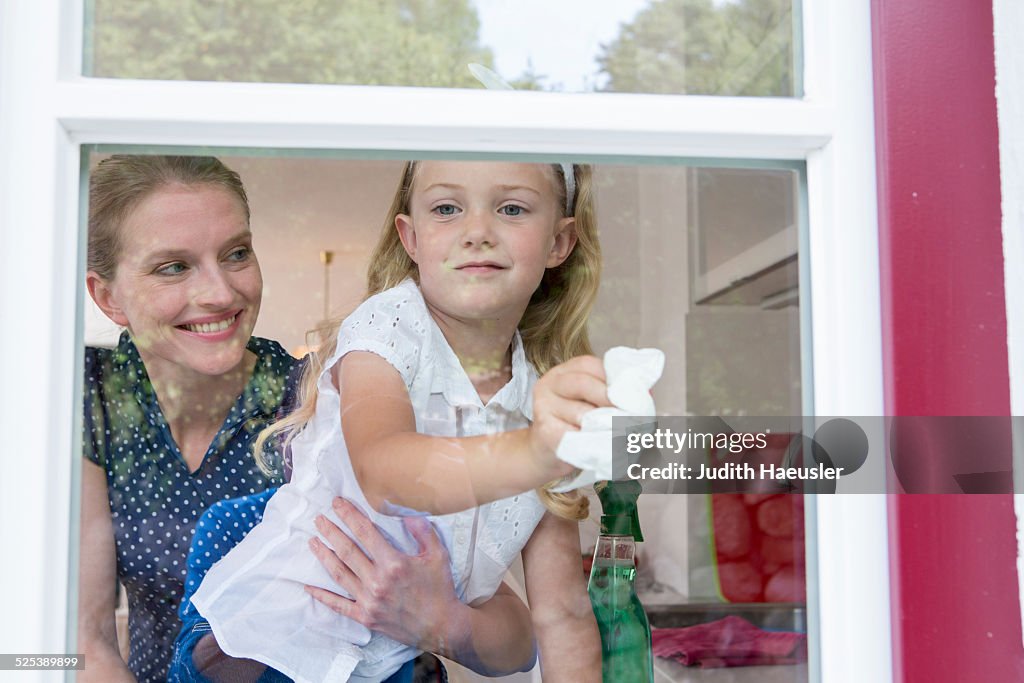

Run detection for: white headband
[[560, 164, 576, 215], [469, 63, 576, 215]]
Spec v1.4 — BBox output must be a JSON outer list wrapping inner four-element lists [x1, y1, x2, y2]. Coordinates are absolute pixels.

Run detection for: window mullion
[[805, 0, 890, 682], [56, 79, 833, 160]]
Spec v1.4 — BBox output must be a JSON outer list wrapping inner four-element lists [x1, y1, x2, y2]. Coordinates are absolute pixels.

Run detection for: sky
[[474, 0, 651, 91]]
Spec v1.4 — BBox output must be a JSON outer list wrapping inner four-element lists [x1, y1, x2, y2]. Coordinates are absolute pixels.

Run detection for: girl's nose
[[193, 267, 236, 308], [460, 209, 497, 248]]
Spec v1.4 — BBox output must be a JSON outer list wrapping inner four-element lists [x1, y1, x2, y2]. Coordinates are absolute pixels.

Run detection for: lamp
[[320, 249, 334, 322]]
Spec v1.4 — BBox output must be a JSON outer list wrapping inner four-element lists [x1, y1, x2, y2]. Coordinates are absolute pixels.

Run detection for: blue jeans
[[167, 619, 415, 682]]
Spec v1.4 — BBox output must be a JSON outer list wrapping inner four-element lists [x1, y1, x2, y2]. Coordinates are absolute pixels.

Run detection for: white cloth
[[551, 346, 665, 492], [191, 279, 546, 683]]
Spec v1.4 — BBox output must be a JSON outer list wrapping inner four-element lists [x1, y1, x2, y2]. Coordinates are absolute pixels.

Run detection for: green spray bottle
[[588, 479, 654, 682]]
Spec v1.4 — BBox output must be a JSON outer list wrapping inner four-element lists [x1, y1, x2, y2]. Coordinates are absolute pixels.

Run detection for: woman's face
[[92, 184, 262, 379]]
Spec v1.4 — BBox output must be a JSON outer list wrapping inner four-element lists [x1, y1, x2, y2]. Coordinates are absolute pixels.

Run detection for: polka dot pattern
[[83, 333, 299, 683]]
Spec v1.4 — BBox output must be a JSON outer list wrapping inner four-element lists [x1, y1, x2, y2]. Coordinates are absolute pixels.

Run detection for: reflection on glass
[[686, 167, 801, 417], [80, 151, 806, 682], [85, 0, 798, 96]]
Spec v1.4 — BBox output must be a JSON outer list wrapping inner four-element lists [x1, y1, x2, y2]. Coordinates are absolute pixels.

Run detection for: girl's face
[[395, 161, 576, 325], [88, 185, 262, 379]]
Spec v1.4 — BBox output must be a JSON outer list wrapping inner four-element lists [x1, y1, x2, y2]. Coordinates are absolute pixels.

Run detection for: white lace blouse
[[190, 278, 547, 683]]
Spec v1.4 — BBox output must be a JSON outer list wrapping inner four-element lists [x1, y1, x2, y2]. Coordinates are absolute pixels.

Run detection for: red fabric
[[652, 616, 806, 669]]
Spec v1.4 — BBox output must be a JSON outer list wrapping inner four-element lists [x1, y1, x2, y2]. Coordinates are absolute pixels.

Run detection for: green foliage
[[91, 0, 794, 95], [597, 0, 794, 96], [90, 0, 494, 86]]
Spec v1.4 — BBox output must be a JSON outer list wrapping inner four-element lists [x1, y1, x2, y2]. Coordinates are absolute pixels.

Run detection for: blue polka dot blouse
[[82, 332, 300, 683]]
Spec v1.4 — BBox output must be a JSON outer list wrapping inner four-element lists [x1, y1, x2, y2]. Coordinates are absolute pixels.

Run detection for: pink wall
[[872, 0, 1023, 679]]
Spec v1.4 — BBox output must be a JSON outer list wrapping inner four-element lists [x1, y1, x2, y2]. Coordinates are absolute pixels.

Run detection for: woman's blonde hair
[[88, 155, 249, 280], [257, 161, 602, 520]]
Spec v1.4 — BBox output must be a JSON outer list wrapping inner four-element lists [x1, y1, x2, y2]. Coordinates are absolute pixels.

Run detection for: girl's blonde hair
[[257, 161, 602, 520]]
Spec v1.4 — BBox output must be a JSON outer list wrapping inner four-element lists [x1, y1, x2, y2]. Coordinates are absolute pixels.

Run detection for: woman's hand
[[306, 498, 537, 675], [529, 355, 610, 480], [306, 497, 461, 650]]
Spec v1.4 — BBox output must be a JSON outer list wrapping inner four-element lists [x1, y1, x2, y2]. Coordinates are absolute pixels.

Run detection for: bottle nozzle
[[596, 480, 644, 542]]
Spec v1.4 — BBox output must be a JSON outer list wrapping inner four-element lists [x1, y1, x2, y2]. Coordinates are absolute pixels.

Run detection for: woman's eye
[[156, 262, 187, 276], [499, 204, 524, 217], [227, 247, 251, 262], [433, 204, 459, 217]]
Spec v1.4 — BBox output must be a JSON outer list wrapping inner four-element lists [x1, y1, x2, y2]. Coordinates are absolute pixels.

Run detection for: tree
[[597, 0, 794, 97], [91, 0, 494, 87]]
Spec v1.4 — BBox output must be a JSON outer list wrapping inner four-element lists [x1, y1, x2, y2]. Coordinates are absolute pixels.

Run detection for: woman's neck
[[140, 349, 257, 436], [425, 304, 518, 404]]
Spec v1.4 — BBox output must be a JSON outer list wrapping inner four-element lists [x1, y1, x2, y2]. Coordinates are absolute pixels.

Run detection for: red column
[[872, 0, 1022, 680]]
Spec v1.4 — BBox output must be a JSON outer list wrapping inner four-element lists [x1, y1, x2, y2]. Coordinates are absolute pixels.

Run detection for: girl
[[190, 160, 607, 681]]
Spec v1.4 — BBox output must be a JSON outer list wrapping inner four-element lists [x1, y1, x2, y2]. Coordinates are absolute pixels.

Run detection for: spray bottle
[[588, 479, 654, 682]]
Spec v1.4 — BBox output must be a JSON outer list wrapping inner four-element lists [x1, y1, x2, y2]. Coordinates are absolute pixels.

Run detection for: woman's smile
[[176, 311, 243, 339]]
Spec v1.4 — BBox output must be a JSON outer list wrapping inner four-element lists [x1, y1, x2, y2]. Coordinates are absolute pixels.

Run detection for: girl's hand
[[306, 497, 460, 651], [529, 355, 611, 480]]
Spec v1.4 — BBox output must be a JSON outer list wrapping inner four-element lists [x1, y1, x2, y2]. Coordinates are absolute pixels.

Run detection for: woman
[[78, 156, 536, 682]]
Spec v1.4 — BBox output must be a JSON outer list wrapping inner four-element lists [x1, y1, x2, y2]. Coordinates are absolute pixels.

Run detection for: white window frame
[[0, 1, 889, 681], [993, 0, 1024, 643]]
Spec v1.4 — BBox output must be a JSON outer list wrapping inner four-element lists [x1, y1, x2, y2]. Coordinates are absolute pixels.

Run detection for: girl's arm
[[307, 497, 536, 675], [77, 461, 137, 683], [337, 351, 608, 515], [521, 511, 602, 679]]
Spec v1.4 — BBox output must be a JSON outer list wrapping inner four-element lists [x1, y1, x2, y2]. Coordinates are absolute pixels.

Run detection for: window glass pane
[[84, 0, 800, 96], [78, 150, 806, 682]]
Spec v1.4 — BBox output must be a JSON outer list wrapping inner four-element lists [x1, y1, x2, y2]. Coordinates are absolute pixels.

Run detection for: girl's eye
[[156, 262, 187, 276], [433, 204, 459, 217], [226, 247, 251, 262], [499, 204, 524, 217]]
